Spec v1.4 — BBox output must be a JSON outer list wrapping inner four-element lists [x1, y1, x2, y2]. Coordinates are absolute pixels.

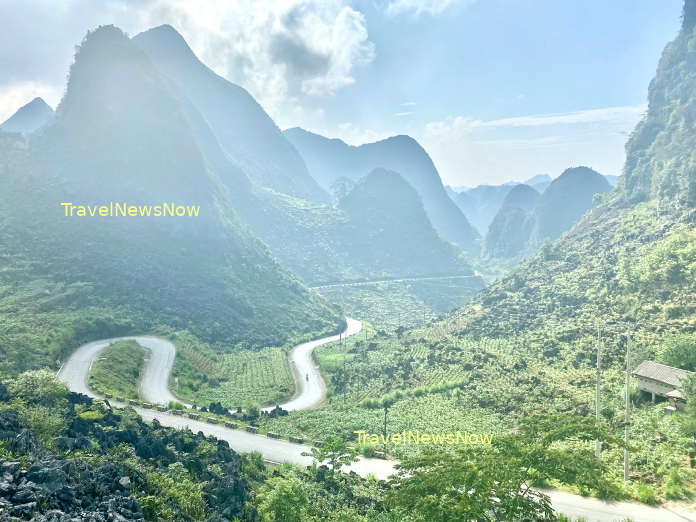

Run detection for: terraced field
[[195, 347, 295, 408], [316, 278, 483, 331]]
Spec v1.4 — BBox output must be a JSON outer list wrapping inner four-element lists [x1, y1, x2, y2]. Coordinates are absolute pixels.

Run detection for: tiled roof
[[633, 360, 693, 388]]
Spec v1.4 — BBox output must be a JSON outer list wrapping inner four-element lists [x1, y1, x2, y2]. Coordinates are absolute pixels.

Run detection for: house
[[633, 360, 693, 403]]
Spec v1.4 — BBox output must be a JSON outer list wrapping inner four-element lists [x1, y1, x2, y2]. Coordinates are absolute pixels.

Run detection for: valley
[[0, 1, 695, 520]]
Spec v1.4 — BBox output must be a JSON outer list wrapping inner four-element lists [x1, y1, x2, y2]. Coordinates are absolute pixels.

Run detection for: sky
[[0, 0, 683, 186]]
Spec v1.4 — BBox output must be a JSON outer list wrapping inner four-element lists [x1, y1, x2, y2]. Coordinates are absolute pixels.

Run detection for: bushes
[[657, 332, 696, 371], [90, 340, 146, 399]]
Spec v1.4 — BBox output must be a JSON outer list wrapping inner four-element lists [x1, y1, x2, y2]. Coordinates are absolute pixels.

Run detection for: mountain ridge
[[134, 24, 330, 204], [284, 127, 481, 255]]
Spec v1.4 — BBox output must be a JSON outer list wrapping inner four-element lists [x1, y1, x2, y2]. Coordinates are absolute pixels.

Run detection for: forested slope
[[0, 26, 342, 374]]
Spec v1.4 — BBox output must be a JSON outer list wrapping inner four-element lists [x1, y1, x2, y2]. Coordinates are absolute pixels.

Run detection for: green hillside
[[0, 26, 341, 374]]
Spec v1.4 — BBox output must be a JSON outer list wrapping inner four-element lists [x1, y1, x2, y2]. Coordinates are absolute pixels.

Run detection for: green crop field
[[90, 340, 146, 399], [317, 278, 483, 331], [171, 331, 295, 408]]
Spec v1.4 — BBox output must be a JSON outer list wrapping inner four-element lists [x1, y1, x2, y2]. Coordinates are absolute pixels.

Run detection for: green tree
[[658, 333, 696, 371], [256, 475, 308, 522], [303, 436, 358, 473], [388, 414, 620, 522], [681, 374, 696, 439], [361, 391, 404, 451], [7, 369, 68, 405]]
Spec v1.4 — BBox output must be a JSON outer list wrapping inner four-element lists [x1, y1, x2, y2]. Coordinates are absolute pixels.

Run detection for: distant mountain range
[[482, 167, 611, 260], [284, 127, 481, 255], [129, 25, 477, 285], [448, 172, 619, 235], [0, 97, 54, 135]]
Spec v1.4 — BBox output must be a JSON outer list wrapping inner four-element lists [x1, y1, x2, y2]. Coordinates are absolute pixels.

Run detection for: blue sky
[[0, 0, 683, 185]]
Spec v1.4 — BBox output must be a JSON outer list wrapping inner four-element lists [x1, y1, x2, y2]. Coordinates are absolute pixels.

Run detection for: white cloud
[[421, 106, 645, 185], [386, 0, 472, 16], [0, 81, 61, 123], [0, 0, 374, 126], [138, 0, 374, 117], [425, 105, 646, 137]]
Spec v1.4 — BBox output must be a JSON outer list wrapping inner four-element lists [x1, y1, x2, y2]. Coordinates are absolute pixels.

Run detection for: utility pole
[[595, 323, 602, 458], [624, 332, 632, 481]]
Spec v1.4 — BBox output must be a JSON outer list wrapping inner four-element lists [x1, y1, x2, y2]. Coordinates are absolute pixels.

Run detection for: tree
[[388, 413, 621, 522], [681, 374, 696, 439], [361, 391, 403, 451], [658, 333, 696, 371], [302, 436, 358, 473], [256, 475, 308, 522], [8, 369, 68, 405]]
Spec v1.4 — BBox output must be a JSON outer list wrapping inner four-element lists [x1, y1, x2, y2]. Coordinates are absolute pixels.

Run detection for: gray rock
[[12, 486, 36, 503]]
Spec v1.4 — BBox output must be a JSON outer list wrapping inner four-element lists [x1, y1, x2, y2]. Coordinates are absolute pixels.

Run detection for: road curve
[[56, 319, 396, 479], [56, 324, 696, 521], [57, 336, 180, 405], [265, 317, 362, 412]]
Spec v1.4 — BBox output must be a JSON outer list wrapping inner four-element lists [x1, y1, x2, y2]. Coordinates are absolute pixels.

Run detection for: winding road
[[57, 321, 696, 522]]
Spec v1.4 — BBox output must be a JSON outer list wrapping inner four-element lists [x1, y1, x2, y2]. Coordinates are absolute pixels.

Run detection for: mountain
[[338, 168, 471, 276], [0, 26, 340, 372], [522, 174, 552, 192], [128, 26, 476, 288], [133, 25, 329, 204], [483, 184, 539, 259], [616, 1, 696, 209], [604, 174, 620, 187], [453, 183, 516, 235], [0, 97, 54, 135], [284, 127, 481, 255], [438, 0, 696, 359], [528, 166, 611, 245], [228, 171, 475, 286]]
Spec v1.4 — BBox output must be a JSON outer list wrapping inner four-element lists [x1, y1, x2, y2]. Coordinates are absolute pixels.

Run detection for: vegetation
[[316, 277, 484, 331], [388, 414, 621, 521], [265, 200, 696, 500], [2, 371, 625, 520], [170, 330, 299, 408], [90, 340, 146, 399]]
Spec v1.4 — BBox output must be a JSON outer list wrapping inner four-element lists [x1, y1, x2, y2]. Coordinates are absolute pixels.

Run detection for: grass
[[90, 340, 146, 399]]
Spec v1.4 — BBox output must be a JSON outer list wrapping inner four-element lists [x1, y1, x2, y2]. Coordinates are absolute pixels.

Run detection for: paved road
[[57, 325, 696, 522], [310, 274, 481, 290], [57, 336, 180, 405], [264, 317, 362, 412]]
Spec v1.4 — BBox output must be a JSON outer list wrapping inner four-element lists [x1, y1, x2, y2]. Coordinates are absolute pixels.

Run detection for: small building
[[665, 389, 686, 412], [633, 360, 693, 403]]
